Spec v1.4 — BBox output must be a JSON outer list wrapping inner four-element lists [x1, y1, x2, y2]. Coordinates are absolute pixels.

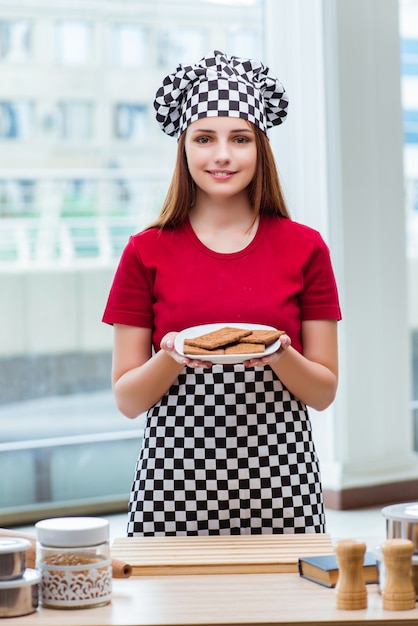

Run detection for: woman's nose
[[214, 140, 231, 163]]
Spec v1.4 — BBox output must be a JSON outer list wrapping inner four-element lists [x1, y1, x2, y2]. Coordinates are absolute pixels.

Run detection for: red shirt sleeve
[[299, 231, 341, 321], [102, 236, 154, 329]]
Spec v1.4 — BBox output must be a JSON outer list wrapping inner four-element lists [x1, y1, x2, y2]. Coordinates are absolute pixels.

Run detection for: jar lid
[[0, 537, 31, 554], [381, 502, 418, 521], [0, 568, 41, 589], [35, 517, 109, 547]]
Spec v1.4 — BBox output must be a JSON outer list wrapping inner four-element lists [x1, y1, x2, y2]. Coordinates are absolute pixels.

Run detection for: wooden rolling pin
[[0, 527, 132, 578]]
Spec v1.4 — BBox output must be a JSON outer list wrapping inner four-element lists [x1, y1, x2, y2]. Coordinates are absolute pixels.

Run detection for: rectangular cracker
[[224, 342, 266, 354], [183, 342, 225, 355], [244, 329, 285, 345], [184, 327, 252, 350]]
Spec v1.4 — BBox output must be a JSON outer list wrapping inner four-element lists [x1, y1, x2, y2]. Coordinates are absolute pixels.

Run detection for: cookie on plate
[[183, 342, 225, 355], [184, 327, 251, 350], [244, 329, 285, 345], [224, 342, 266, 354]]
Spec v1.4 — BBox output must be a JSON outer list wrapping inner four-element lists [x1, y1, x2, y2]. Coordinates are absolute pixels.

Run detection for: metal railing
[[0, 169, 172, 267], [0, 215, 147, 266]]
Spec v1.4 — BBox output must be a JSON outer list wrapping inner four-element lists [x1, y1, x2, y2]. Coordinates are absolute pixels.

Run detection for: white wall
[[0, 266, 115, 357], [409, 258, 418, 327]]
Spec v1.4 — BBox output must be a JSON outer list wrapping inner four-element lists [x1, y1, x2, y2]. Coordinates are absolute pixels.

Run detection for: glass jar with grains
[[35, 517, 112, 609]]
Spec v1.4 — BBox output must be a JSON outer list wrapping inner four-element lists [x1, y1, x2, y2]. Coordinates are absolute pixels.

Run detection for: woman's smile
[[207, 169, 236, 180]]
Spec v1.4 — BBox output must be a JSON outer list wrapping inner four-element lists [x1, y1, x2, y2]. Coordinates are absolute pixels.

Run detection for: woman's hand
[[242, 333, 291, 368], [160, 332, 293, 370], [160, 332, 213, 369]]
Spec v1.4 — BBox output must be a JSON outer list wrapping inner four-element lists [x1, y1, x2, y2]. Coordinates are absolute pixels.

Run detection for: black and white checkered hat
[[154, 50, 288, 137]]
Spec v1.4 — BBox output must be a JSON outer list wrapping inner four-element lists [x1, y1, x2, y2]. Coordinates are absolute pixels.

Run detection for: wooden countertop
[[4, 572, 418, 626], [4, 533, 418, 625]]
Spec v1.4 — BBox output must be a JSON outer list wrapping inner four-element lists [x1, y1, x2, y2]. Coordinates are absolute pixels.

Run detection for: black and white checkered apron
[[127, 365, 325, 536]]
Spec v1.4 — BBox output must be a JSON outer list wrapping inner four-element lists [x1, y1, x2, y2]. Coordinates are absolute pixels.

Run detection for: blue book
[[298, 552, 379, 588]]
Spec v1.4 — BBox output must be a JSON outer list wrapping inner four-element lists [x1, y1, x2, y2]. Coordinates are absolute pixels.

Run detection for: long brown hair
[[149, 122, 290, 229]]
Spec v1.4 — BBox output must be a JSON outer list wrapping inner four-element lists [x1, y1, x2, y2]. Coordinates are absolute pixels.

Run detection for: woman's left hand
[[160, 332, 213, 369], [242, 333, 291, 368]]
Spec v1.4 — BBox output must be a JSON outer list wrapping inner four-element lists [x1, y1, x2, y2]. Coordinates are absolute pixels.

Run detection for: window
[[0, 20, 31, 62], [158, 28, 206, 67], [56, 101, 94, 140], [0, 101, 33, 139], [401, 39, 418, 76], [112, 24, 148, 66], [114, 103, 147, 142], [0, 180, 35, 217], [0, 0, 265, 525], [404, 109, 418, 144], [400, 0, 418, 427], [55, 21, 92, 65]]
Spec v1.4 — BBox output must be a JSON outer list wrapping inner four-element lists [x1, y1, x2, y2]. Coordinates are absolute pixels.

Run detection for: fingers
[[243, 334, 291, 368], [279, 333, 291, 349], [160, 334, 212, 368]]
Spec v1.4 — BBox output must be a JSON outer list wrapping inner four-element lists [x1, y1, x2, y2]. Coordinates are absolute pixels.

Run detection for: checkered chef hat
[[154, 50, 289, 137]]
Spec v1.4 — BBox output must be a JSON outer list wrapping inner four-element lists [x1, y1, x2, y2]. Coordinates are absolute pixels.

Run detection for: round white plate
[[175, 323, 282, 365]]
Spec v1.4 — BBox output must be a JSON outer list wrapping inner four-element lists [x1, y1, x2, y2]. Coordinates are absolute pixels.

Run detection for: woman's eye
[[196, 136, 210, 144], [234, 136, 250, 144]]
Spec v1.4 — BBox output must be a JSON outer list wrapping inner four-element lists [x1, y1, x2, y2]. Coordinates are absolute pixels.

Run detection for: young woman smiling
[[103, 50, 341, 537]]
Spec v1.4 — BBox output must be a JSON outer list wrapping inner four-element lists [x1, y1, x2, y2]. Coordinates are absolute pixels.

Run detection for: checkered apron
[[127, 365, 325, 536]]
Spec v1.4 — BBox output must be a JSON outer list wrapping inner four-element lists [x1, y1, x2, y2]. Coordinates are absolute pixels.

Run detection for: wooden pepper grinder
[[335, 539, 368, 610], [381, 538, 416, 610]]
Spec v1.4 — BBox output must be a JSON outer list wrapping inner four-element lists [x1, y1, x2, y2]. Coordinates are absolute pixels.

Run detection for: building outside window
[[112, 24, 148, 66], [400, 0, 418, 424], [0, 0, 267, 526], [55, 101, 94, 140], [114, 103, 147, 142], [404, 109, 418, 145], [157, 28, 207, 67], [55, 21, 92, 65], [0, 180, 35, 217], [400, 2, 418, 233], [0, 100, 33, 139], [0, 20, 31, 62], [401, 38, 418, 146]]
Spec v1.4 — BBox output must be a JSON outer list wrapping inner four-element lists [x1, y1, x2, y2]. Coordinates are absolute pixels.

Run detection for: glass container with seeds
[[35, 517, 112, 609]]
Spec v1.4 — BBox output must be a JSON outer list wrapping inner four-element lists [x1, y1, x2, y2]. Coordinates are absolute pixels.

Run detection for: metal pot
[[0, 538, 31, 581], [0, 568, 41, 617], [382, 503, 418, 552]]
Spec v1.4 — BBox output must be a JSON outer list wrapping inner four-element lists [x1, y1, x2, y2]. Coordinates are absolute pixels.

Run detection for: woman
[[103, 50, 341, 536]]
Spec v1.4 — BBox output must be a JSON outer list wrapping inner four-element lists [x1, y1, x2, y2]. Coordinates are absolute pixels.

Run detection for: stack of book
[[298, 552, 379, 588]]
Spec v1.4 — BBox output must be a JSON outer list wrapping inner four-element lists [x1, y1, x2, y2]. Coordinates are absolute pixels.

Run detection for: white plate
[[175, 323, 282, 365]]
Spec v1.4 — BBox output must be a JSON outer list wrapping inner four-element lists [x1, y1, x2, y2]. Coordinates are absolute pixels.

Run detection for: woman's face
[[184, 116, 257, 200]]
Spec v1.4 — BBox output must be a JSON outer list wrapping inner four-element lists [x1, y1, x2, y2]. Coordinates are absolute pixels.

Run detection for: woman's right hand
[[160, 332, 213, 369]]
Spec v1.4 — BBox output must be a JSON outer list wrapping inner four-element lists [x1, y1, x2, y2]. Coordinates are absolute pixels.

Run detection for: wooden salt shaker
[[381, 538, 416, 610], [335, 539, 367, 610]]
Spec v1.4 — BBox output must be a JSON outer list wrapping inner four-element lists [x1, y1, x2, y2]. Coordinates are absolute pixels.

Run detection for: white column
[[264, 0, 418, 503]]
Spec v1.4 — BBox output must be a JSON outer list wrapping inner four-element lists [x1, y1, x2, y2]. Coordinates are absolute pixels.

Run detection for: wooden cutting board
[[111, 533, 334, 576]]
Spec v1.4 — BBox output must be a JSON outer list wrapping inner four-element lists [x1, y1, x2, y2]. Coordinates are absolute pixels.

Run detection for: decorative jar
[[35, 517, 112, 609]]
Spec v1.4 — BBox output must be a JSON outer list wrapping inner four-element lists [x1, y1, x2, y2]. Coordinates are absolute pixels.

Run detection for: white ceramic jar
[[35, 517, 112, 609]]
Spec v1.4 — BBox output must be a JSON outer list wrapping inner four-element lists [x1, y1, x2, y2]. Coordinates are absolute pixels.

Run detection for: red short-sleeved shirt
[[102, 215, 342, 354]]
